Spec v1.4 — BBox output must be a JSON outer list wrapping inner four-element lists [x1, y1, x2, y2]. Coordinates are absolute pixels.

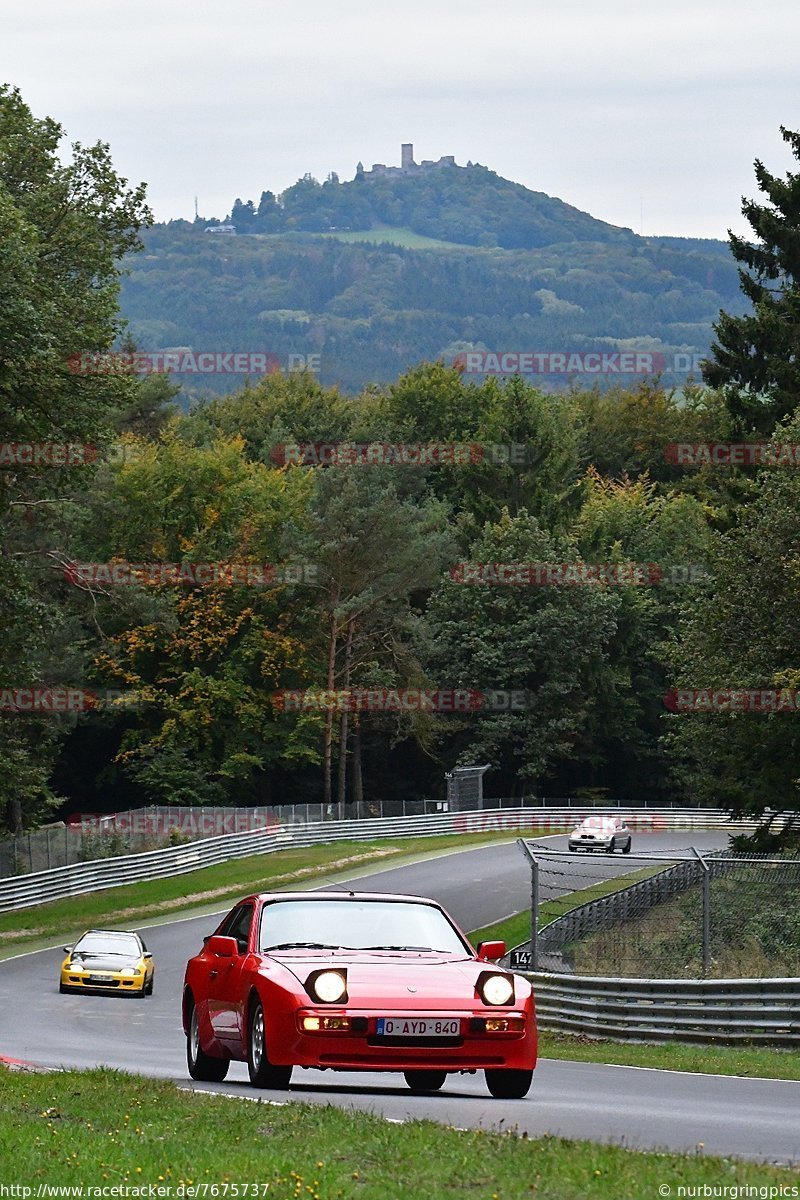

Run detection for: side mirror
[[143, 952, 153, 960], [476, 940, 506, 961], [206, 935, 238, 959], [62, 946, 71, 954]]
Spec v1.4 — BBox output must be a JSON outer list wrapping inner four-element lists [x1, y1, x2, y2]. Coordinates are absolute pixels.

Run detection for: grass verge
[[469, 865, 664, 949], [1, 1067, 795, 1198], [0, 830, 528, 957], [538, 1032, 800, 1081]]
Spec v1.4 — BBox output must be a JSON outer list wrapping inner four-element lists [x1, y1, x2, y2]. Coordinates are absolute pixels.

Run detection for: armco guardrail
[[0, 807, 740, 914], [523, 972, 800, 1044], [0, 797, 738, 878]]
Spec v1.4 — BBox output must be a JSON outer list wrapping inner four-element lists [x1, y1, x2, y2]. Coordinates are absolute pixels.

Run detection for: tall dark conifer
[[704, 127, 800, 435]]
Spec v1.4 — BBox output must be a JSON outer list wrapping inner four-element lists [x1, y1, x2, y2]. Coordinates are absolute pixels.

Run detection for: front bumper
[[272, 1007, 537, 1072], [60, 970, 146, 993]]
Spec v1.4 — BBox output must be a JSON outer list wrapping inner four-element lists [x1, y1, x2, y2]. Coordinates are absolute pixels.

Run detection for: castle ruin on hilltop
[[357, 144, 457, 178]]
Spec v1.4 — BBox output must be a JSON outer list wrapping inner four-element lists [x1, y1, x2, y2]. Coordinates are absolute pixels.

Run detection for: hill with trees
[[120, 188, 744, 396], [227, 162, 635, 249]]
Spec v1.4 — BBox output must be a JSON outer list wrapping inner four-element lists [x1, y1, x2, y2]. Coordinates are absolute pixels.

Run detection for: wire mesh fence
[[511, 840, 800, 980]]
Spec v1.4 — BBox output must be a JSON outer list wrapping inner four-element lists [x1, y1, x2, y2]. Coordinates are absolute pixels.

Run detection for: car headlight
[[478, 972, 514, 1006], [119, 968, 137, 977], [306, 969, 347, 1004]]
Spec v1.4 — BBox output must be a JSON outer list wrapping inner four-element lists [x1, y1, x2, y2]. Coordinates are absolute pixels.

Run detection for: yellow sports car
[[60, 929, 154, 997]]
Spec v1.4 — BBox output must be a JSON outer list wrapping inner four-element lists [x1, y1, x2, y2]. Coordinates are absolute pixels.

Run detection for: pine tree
[[703, 127, 800, 435]]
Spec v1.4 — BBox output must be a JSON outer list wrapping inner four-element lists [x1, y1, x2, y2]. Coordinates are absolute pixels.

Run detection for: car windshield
[[259, 899, 470, 956], [72, 933, 139, 957], [577, 818, 616, 831]]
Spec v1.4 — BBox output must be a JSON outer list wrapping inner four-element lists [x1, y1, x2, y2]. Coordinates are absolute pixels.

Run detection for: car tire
[[247, 998, 292, 1089], [145, 975, 154, 995], [186, 1000, 230, 1082], [623, 840, 632, 854], [484, 1068, 534, 1099], [569, 845, 576, 852], [403, 1069, 447, 1093], [605, 842, 615, 853], [59, 982, 67, 994]]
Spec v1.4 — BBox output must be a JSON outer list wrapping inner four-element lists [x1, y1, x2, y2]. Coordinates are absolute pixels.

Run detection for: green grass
[[538, 1032, 800, 1080], [0, 830, 530, 958], [570, 875, 800, 980], [469, 865, 664, 950], [313, 225, 473, 249], [1, 1067, 795, 1198]]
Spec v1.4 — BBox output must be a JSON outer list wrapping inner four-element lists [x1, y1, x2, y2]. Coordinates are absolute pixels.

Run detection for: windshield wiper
[[262, 941, 342, 951], [360, 944, 437, 952], [75, 952, 128, 958]]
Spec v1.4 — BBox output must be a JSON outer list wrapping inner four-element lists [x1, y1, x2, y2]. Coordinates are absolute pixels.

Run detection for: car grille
[[320, 1052, 504, 1065], [366, 1035, 464, 1048]]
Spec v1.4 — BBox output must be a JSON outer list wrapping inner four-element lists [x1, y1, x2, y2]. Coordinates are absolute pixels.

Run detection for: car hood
[[271, 953, 519, 1006], [69, 956, 137, 971]]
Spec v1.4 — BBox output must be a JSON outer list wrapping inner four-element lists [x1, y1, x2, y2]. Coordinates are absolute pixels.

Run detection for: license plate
[[89, 974, 113, 983], [376, 1017, 460, 1038]]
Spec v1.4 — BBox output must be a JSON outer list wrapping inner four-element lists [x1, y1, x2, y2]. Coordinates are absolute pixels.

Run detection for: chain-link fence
[[511, 841, 800, 980]]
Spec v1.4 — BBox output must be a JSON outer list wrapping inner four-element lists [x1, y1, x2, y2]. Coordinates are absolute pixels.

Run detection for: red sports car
[[182, 891, 536, 1098]]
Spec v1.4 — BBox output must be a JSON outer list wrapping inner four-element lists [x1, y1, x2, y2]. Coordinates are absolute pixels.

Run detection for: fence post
[[691, 846, 711, 977], [516, 838, 539, 971], [529, 856, 539, 971]]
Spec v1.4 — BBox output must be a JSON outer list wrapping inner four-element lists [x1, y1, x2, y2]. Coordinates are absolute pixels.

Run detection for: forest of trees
[[2, 87, 799, 844], [120, 220, 744, 396]]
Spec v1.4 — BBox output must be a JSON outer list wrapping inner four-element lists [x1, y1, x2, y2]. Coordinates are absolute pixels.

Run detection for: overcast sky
[[3, 0, 799, 240]]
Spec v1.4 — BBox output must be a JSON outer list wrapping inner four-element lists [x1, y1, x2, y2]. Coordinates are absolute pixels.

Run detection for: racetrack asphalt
[[1, 831, 797, 1164]]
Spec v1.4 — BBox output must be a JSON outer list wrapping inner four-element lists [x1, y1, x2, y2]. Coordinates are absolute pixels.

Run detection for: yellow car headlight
[[120, 968, 137, 977]]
